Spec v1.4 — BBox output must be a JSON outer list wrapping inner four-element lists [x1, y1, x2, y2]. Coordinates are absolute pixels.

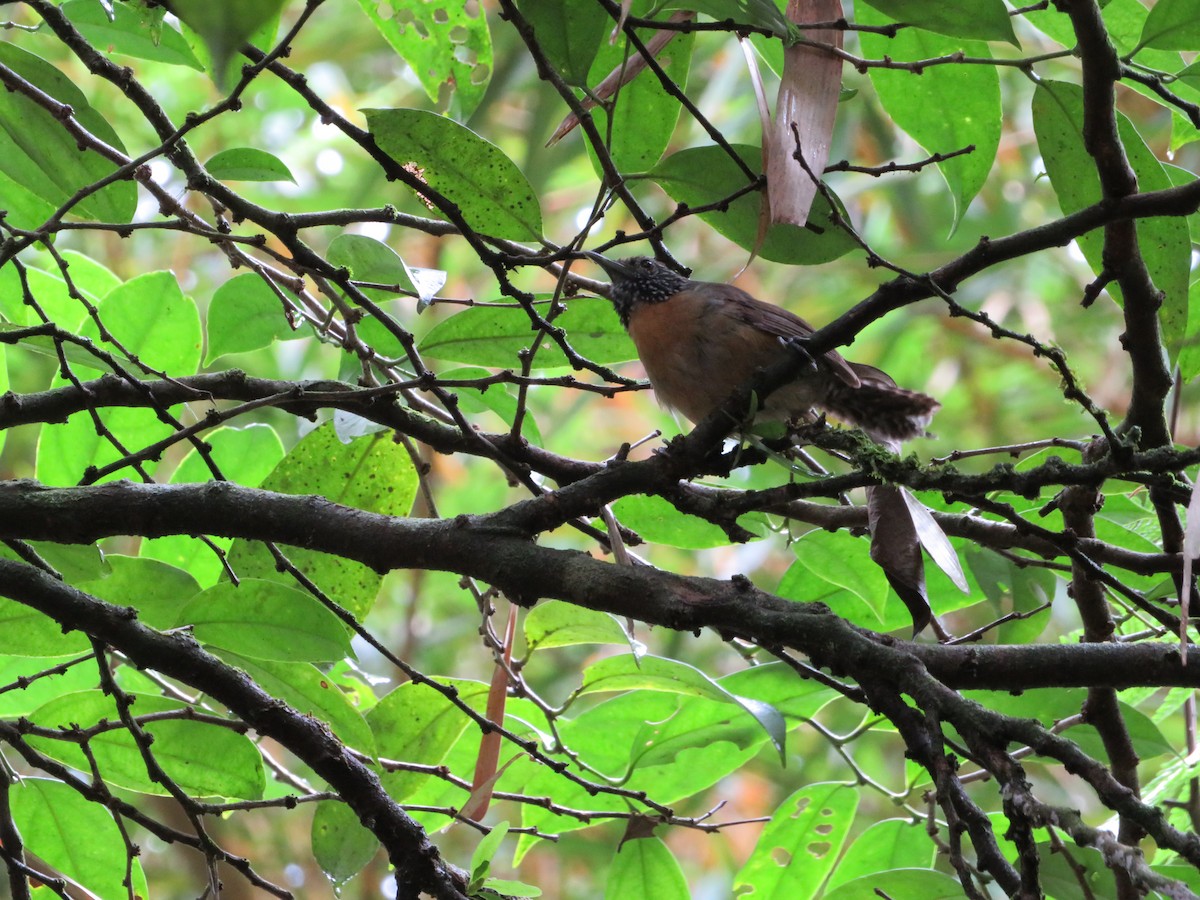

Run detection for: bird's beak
[[583, 251, 629, 281]]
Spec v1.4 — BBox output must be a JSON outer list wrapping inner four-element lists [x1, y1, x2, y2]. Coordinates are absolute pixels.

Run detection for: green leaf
[[176, 579, 353, 662], [824, 819, 936, 891], [0, 43, 136, 227], [219, 649, 377, 755], [1037, 842, 1115, 900], [76, 554, 202, 631], [439, 366, 545, 446], [419, 297, 635, 367], [388, 698, 543, 835], [627, 686, 774, 771], [204, 147, 295, 183], [1139, 0, 1200, 50], [62, 0, 204, 69], [823, 868, 965, 900], [356, 0, 493, 117], [472, 821, 511, 879], [788, 529, 891, 622], [364, 107, 541, 241], [146, 718, 267, 798], [78, 270, 203, 376], [968, 688, 1171, 761], [525, 690, 757, 847], [1022, 3, 1077, 47], [0, 170, 57, 231], [515, 677, 774, 857], [585, 26, 694, 172], [327, 233, 418, 300], [171, 0, 285, 87], [0, 254, 114, 329], [554, 691, 710, 775], [479, 879, 542, 897], [576, 654, 786, 760], [1183, 275, 1200, 381], [577, 653, 730, 700], [0, 323, 127, 377], [858, 0, 1017, 43], [1069, 703, 1175, 763], [174, 423, 285, 488], [36, 407, 168, 486], [313, 800, 379, 886], [1120, 700, 1178, 758], [719, 662, 837, 721], [0, 655, 98, 718], [0, 595, 90, 657], [366, 679, 486, 799], [11, 779, 149, 899], [964, 687, 1083, 727], [23, 543, 109, 584], [648, 144, 858, 264], [965, 547, 1057, 643], [205, 272, 309, 362], [859, 7, 1001, 228], [367, 678, 486, 759], [226, 424, 418, 620], [1173, 59, 1200, 108], [517, 0, 609, 85], [1032, 80, 1189, 352], [346, 314, 408, 363], [605, 837, 689, 900], [612, 493, 762, 549], [1030, 0, 1188, 78], [1164, 164, 1200, 252], [141, 424, 285, 586], [29, 691, 265, 798], [60, 250, 122, 299], [523, 600, 629, 652], [734, 783, 857, 895]]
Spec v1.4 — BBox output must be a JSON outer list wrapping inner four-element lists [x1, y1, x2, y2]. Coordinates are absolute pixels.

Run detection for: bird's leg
[[779, 335, 819, 370]]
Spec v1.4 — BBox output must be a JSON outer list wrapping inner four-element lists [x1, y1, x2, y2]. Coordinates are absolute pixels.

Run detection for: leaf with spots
[[734, 782, 858, 895], [226, 423, 418, 619], [356, 0, 492, 117], [365, 107, 542, 241]]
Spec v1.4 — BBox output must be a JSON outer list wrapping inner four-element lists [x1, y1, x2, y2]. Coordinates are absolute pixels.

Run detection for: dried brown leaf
[[766, 0, 844, 226]]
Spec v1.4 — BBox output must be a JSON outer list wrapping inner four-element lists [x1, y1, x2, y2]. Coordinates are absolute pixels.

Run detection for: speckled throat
[[594, 256, 691, 328]]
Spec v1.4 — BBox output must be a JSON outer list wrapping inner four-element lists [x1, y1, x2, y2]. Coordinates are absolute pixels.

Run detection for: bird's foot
[[779, 335, 819, 370]]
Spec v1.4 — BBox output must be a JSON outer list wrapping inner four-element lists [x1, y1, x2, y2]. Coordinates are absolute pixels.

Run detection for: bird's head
[[585, 253, 690, 327]]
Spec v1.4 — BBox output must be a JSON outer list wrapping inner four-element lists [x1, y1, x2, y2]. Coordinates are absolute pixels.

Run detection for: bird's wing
[[716, 284, 860, 388], [847, 361, 898, 388]]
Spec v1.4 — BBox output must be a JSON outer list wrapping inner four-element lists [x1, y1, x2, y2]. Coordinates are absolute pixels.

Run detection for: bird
[[587, 253, 945, 637], [587, 254, 938, 444]]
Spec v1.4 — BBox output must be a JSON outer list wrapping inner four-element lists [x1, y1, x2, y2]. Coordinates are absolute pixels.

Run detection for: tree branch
[[0, 557, 471, 900], [1, 479, 1198, 691]]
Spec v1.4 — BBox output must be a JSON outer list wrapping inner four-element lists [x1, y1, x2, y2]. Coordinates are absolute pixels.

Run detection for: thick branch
[[0, 558, 468, 900], [1, 480, 1199, 691], [1060, 0, 1172, 449], [1, 373, 1189, 584]]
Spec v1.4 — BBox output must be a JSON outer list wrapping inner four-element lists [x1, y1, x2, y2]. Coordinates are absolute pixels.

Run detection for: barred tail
[[821, 362, 939, 445]]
